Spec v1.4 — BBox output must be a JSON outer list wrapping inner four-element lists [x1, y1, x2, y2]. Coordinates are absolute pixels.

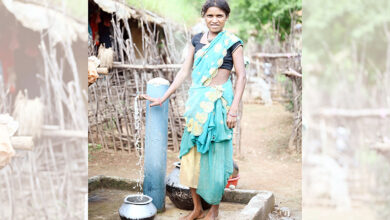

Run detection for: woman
[[142, 0, 246, 219]]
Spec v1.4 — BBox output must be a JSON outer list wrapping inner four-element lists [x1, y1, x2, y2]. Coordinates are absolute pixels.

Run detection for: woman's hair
[[201, 0, 231, 17]]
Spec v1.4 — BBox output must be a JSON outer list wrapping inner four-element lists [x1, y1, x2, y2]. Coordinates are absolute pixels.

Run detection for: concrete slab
[[88, 175, 275, 220], [240, 192, 275, 220], [89, 188, 247, 220]]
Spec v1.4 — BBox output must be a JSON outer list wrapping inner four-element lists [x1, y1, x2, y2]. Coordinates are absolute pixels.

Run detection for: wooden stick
[[112, 62, 181, 70], [316, 108, 390, 118], [288, 78, 299, 151], [113, 70, 125, 152], [10, 136, 34, 150], [283, 68, 302, 78], [97, 68, 108, 75], [41, 125, 87, 138], [168, 102, 179, 152], [371, 142, 390, 151], [252, 52, 300, 59]]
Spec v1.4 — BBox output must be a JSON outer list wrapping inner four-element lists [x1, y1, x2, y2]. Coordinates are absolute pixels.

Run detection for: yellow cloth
[[180, 146, 201, 188]]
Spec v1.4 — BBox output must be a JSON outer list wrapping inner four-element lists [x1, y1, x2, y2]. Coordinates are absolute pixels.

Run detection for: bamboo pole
[[252, 52, 300, 59], [112, 62, 181, 70], [168, 101, 179, 152], [10, 136, 33, 150], [41, 128, 88, 138], [288, 78, 298, 151], [283, 68, 302, 78], [105, 76, 118, 151], [93, 84, 107, 149], [118, 69, 133, 153], [97, 68, 108, 75], [316, 108, 390, 118], [112, 71, 125, 152]]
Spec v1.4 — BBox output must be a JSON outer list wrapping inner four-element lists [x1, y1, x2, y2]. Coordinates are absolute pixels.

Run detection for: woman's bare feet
[[179, 208, 205, 220], [204, 205, 219, 220], [180, 188, 207, 220]]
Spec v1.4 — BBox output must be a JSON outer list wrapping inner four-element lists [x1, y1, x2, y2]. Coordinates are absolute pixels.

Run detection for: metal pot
[[165, 162, 211, 210], [118, 194, 157, 220]]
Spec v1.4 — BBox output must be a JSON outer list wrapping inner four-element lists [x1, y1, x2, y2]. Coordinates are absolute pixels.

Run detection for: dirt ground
[[89, 103, 302, 219]]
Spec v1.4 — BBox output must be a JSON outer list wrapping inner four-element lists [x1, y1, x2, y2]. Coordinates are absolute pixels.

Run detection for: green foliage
[[357, 149, 390, 218], [124, 0, 301, 44], [281, 76, 294, 112], [88, 143, 102, 151], [88, 143, 102, 160], [126, 0, 199, 26], [276, 73, 288, 83], [229, 0, 302, 42], [303, 0, 390, 87], [275, 74, 297, 112]]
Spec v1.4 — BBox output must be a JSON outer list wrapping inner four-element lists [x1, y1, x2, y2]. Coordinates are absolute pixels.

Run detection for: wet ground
[[89, 188, 246, 220]]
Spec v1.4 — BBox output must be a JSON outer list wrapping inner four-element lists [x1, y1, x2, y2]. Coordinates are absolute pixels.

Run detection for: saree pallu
[[179, 31, 243, 205]]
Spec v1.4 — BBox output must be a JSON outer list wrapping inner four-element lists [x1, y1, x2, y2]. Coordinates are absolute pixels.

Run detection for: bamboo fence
[[0, 23, 87, 220], [251, 52, 302, 152]]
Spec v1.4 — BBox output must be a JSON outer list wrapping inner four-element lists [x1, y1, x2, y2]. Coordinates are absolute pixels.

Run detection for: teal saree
[[179, 31, 243, 205]]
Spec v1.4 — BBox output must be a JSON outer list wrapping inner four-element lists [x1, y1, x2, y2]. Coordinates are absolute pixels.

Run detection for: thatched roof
[[2, 0, 87, 44], [93, 0, 169, 26]]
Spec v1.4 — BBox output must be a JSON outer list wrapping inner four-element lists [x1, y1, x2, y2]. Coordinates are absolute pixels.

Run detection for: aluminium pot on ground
[[119, 194, 157, 220]]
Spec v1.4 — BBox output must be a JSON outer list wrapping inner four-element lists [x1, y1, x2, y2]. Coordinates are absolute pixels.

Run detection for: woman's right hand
[[140, 94, 163, 107]]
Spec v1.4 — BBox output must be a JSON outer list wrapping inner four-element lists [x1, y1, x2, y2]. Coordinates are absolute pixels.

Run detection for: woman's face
[[204, 7, 228, 33]]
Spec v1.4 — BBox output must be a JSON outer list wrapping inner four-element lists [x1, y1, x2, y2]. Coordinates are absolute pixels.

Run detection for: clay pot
[[165, 162, 211, 210], [118, 194, 157, 220]]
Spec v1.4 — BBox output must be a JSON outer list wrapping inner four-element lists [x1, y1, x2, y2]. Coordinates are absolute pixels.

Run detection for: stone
[[240, 192, 275, 220]]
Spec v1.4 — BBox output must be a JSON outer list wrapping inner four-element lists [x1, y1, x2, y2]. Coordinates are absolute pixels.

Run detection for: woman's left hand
[[226, 111, 238, 129]]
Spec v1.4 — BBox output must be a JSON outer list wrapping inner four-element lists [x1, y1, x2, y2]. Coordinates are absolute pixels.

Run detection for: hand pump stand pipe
[[143, 77, 170, 212]]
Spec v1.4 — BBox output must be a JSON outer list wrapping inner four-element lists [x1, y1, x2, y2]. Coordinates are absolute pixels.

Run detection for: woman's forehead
[[205, 7, 225, 15]]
